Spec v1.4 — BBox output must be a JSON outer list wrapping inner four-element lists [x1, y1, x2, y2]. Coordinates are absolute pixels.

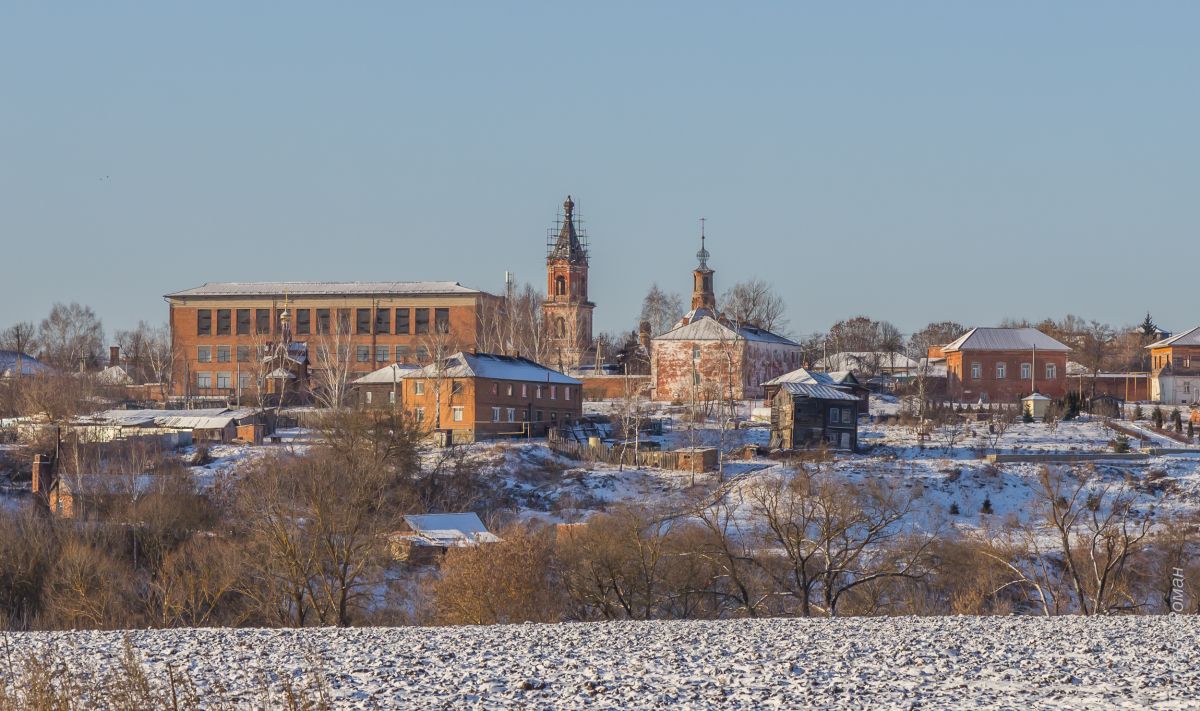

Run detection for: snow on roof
[[0, 350, 49, 377], [941, 327, 1070, 353], [779, 382, 862, 401], [1022, 393, 1052, 401], [353, 363, 421, 385], [265, 368, 297, 379], [654, 314, 799, 346], [77, 408, 258, 430], [166, 281, 483, 299], [96, 365, 133, 385], [1147, 326, 1200, 349], [400, 513, 500, 547], [763, 368, 859, 387], [401, 352, 581, 385], [820, 352, 919, 371]]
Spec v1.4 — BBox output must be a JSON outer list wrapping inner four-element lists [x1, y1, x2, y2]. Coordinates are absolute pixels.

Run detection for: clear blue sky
[[2, 3, 1196, 340]]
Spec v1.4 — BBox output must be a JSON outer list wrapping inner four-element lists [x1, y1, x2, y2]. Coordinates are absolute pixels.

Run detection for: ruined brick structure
[[650, 233, 802, 401], [542, 196, 595, 372]]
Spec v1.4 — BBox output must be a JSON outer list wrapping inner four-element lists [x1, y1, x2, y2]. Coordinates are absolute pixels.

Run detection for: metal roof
[[1147, 326, 1200, 349], [165, 281, 483, 299], [653, 314, 799, 346], [763, 368, 859, 387], [402, 352, 581, 385], [353, 363, 421, 384], [941, 327, 1070, 353], [779, 382, 862, 401]]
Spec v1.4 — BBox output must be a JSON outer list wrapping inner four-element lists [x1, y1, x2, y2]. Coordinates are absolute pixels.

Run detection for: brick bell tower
[[543, 195, 595, 371]]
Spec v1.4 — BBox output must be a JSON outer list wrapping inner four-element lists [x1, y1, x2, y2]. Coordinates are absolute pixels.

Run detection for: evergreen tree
[[1172, 408, 1183, 432], [1140, 312, 1158, 340], [980, 497, 994, 515], [948, 502, 960, 516], [1133, 403, 1144, 421], [1153, 405, 1165, 429]]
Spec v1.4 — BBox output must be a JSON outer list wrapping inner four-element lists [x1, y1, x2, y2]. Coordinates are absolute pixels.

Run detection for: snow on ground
[[4, 616, 1198, 709]]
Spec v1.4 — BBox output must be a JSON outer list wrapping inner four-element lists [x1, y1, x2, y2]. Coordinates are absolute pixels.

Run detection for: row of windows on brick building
[[410, 381, 573, 401], [961, 362, 1057, 380], [196, 344, 433, 364], [194, 307, 451, 337], [408, 406, 561, 425]]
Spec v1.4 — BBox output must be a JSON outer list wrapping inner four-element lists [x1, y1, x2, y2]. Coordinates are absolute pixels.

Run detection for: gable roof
[[941, 327, 1070, 353], [165, 281, 482, 299], [654, 314, 799, 346], [1147, 326, 1200, 349], [820, 352, 919, 371], [401, 351, 581, 385], [353, 363, 421, 385], [763, 367, 861, 388], [779, 382, 862, 401]]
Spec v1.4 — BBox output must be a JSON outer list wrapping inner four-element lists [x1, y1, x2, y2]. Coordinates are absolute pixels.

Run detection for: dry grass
[[0, 635, 332, 711]]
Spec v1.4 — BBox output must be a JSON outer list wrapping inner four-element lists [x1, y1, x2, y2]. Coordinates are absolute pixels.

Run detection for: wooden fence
[[548, 430, 692, 470]]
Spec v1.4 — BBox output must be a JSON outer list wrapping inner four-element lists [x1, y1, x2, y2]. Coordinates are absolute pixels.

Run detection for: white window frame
[[388, 391, 396, 404], [970, 363, 981, 379], [1046, 363, 1057, 379], [452, 406, 464, 422], [565, 387, 571, 401], [995, 362, 1006, 379], [1020, 363, 1031, 380], [842, 408, 852, 424], [550, 385, 557, 400], [216, 372, 231, 389], [366, 391, 373, 404], [197, 346, 211, 363], [521, 384, 528, 397], [507, 407, 515, 422], [492, 406, 501, 422], [414, 381, 425, 395], [196, 372, 212, 389]]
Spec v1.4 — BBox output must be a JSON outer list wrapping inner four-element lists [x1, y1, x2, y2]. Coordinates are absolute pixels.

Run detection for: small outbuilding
[[388, 512, 500, 565], [1022, 393, 1052, 419]]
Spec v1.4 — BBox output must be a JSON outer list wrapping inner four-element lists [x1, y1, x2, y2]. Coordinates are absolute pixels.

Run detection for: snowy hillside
[[4, 617, 1198, 709]]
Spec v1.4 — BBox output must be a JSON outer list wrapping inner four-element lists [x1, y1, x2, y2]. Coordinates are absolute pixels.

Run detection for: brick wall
[[651, 338, 802, 401], [945, 349, 1068, 401]]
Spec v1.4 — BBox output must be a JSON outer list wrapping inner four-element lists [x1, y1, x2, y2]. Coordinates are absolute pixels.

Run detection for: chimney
[[639, 321, 652, 353], [109, 345, 120, 367]]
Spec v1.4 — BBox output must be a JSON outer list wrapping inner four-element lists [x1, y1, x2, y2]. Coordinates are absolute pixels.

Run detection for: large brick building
[[1146, 326, 1200, 404], [650, 233, 802, 401], [941, 327, 1070, 402], [398, 350, 583, 443], [164, 281, 497, 401]]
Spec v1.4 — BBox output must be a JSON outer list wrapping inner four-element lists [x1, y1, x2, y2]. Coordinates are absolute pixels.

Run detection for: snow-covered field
[[5, 617, 1199, 709]]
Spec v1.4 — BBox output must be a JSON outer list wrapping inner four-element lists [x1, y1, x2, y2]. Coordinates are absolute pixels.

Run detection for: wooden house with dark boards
[[768, 382, 861, 451]]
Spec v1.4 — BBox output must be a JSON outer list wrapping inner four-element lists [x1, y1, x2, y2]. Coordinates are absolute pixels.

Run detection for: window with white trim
[[970, 362, 981, 379], [452, 406, 464, 422], [492, 407, 501, 422], [506, 408, 515, 422], [1046, 363, 1056, 379], [196, 372, 212, 389], [995, 362, 1007, 379], [1020, 363, 1031, 380]]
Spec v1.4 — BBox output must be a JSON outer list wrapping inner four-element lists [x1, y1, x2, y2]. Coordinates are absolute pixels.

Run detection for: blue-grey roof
[[779, 382, 861, 401], [0, 350, 49, 376]]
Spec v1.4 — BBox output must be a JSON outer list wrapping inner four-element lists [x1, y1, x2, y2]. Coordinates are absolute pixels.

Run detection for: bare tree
[[37, 302, 104, 371], [0, 321, 39, 375], [719, 278, 788, 333], [1032, 466, 1150, 614], [639, 284, 685, 337]]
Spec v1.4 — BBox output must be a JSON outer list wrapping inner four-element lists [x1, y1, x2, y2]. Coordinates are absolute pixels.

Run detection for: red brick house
[[942, 327, 1070, 402], [399, 351, 582, 443]]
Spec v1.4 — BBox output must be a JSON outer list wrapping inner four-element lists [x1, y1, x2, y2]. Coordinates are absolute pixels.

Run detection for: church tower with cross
[[543, 195, 595, 371]]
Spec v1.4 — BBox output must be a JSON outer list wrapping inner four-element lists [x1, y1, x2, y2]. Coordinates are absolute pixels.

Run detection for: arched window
[[555, 317, 566, 338], [554, 276, 566, 296]]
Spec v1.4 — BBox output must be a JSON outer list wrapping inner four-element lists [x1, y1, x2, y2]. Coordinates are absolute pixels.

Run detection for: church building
[[650, 231, 802, 402]]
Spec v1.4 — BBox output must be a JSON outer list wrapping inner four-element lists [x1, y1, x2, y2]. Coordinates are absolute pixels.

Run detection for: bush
[[1153, 406, 1165, 429], [1133, 403, 1144, 421], [980, 497, 994, 515]]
